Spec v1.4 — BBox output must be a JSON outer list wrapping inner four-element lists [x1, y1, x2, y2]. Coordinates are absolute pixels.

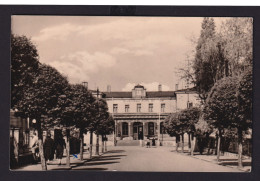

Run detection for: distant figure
[[44, 133, 54, 164], [175, 134, 180, 152], [55, 132, 66, 165], [146, 140, 151, 148], [152, 138, 156, 146], [31, 132, 39, 163]]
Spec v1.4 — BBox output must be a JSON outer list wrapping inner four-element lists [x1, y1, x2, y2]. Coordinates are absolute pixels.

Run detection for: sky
[[12, 16, 224, 92]]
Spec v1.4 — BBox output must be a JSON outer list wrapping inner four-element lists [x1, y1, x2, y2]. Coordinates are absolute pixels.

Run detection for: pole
[[158, 112, 161, 147]]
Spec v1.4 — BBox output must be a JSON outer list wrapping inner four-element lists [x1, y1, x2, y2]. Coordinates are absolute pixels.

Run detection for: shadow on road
[[90, 157, 121, 161], [106, 150, 125, 153], [85, 161, 119, 166], [219, 161, 251, 167], [100, 154, 127, 158], [73, 167, 108, 171]]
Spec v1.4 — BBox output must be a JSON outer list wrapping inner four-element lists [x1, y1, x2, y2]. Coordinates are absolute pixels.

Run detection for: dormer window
[[132, 84, 146, 98]]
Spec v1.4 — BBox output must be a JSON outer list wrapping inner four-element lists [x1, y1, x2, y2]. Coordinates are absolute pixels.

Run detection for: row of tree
[[11, 34, 114, 170], [165, 17, 252, 168]]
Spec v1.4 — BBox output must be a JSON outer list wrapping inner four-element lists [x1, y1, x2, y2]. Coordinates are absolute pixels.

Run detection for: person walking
[[55, 132, 66, 165], [31, 132, 39, 163], [43, 133, 54, 164]]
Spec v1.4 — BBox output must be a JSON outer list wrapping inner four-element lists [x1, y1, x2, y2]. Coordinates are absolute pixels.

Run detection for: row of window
[[113, 103, 166, 113], [120, 122, 167, 136]]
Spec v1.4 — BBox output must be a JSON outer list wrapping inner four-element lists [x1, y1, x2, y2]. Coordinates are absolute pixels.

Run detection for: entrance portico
[[114, 113, 169, 141]]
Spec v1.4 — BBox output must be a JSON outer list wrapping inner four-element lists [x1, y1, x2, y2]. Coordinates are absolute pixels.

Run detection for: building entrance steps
[[116, 140, 140, 146]]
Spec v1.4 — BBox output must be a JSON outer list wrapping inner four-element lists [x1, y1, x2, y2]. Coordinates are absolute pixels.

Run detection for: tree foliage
[[11, 34, 39, 108], [236, 67, 253, 130], [164, 107, 200, 136], [193, 18, 228, 100], [203, 76, 240, 131], [89, 97, 110, 133], [15, 63, 69, 120], [220, 18, 253, 76]]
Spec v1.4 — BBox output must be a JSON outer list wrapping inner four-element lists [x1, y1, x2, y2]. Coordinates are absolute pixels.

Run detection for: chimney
[[175, 84, 178, 91], [82, 82, 88, 89], [158, 84, 162, 92], [107, 85, 111, 92]]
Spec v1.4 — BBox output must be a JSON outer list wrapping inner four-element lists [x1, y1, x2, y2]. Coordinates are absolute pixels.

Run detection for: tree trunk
[[101, 135, 104, 153], [95, 134, 99, 155], [217, 130, 221, 162], [181, 133, 184, 153], [191, 133, 195, 156], [188, 133, 191, 153], [175, 134, 180, 152], [238, 128, 243, 168], [36, 119, 47, 170], [89, 131, 93, 159], [79, 130, 84, 161], [105, 135, 107, 152], [66, 129, 70, 168]]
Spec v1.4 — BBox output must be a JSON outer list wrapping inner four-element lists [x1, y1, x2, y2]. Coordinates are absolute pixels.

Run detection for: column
[[114, 120, 117, 146], [128, 122, 131, 138], [157, 120, 160, 147]]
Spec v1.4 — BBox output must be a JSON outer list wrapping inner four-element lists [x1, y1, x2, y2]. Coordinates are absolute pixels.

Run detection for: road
[[70, 146, 241, 172], [15, 146, 242, 172]]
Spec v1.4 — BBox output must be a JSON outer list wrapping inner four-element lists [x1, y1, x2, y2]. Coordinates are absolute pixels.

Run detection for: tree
[[97, 115, 114, 153], [15, 64, 69, 170], [203, 76, 239, 161], [179, 107, 201, 155], [87, 91, 109, 158], [193, 17, 228, 101], [11, 34, 39, 109], [71, 84, 95, 161], [94, 98, 110, 156], [163, 113, 185, 152], [236, 67, 252, 167], [220, 18, 253, 76], [49, 84, 78, 168]]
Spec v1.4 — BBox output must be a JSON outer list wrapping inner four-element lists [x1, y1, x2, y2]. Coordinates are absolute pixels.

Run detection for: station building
[[102, 84, 201, 143]]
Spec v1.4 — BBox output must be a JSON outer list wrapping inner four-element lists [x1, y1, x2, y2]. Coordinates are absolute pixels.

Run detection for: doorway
[[133, 122, 143, 140]]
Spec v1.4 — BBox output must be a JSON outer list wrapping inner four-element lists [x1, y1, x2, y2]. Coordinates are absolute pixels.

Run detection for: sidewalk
[[13, 150, 104, 171], [173, 147, 251, 172]]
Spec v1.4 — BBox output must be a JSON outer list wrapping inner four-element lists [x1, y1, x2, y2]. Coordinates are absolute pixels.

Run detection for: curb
[[176, 151, 250, 172]]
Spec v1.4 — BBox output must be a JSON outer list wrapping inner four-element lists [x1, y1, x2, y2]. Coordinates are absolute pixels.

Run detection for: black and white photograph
[[10, 15, 253, 172]]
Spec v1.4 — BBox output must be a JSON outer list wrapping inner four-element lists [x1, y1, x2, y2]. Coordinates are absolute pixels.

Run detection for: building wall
[[106, 98, 177, 113], [176, 92, 201, 111]]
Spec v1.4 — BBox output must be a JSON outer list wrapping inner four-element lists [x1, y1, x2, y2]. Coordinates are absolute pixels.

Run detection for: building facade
[[103, 84, 201, 141]]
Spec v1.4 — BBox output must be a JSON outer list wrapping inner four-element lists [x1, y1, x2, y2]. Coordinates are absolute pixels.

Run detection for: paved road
[[71, 146, 241, 172], [15, 146, 242, 172]]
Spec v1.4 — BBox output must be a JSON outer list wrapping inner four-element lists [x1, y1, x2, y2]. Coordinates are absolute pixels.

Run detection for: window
[[161, 103, 165, 112], [187, 102, 193, 108], [160, 122, 167, 134], [113, 104, 118, 113], [148, 122, 154, 135], [149, 103, 153, 112], [125, 105, 129, 112], [137, 104, 141, 112], [122, 122, 128, 135]]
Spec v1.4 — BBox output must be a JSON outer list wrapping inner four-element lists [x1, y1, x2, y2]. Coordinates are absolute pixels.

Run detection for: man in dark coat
[[43, 133, 54, 164], [55, 131, 66, 165]]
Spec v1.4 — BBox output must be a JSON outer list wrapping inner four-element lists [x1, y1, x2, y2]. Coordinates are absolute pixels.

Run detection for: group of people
[[31, 131, 66, 165], [146, 137, 156, 148]]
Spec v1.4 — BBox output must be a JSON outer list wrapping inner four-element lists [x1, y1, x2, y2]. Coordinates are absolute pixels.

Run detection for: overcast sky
[[12, 16, 224, 92]]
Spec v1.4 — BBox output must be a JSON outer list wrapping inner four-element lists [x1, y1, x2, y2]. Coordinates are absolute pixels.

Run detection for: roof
[[103, 91, 176, 98], [103, 92, 132, 98], [175, 87, 197, 93], [134, 84, 145, 89]]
